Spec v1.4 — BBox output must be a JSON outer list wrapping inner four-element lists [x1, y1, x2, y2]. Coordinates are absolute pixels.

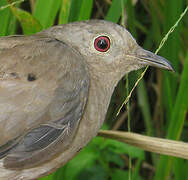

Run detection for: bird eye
[[94, 36, 110, 52]]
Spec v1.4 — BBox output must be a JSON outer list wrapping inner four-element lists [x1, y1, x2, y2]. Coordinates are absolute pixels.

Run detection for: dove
[[0, 20, 174, 180]]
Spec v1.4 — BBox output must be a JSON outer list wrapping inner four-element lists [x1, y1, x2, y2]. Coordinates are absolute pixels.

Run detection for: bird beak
[[135, 48, 175, 72]]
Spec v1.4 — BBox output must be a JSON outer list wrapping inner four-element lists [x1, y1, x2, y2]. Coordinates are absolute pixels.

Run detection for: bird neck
[[78, 71, 117, 147]]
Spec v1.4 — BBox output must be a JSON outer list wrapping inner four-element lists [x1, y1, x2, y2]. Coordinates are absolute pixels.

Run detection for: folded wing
[[0, 35, 89, 169]]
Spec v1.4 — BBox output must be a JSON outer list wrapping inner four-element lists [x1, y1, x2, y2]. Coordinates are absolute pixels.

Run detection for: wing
[[0, 35, 89, 169]]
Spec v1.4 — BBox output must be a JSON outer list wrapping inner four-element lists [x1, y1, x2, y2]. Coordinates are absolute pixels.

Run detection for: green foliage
[[155, 52, 188, 180], [105, 0, 126, 23], [0, 0, 17, 35], [10, 6, 42, 34], [47, 137, 144, 180], [33, 0, 61, 29], [58, 0, 71, 24], [0, 0, 187, 179], [68, 0, 93, 22]]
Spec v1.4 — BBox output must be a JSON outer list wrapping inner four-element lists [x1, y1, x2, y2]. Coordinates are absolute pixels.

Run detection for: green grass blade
[[148, 1, 162, 45], [34, 0, 61, 28], [0, 0, 19, 36], [173, 158, 188, 180], [39, 173, 54, 180], [167, 57, 188, 139], [0, 0, 12, 36], [136, 80, 153, 136], [78, 0, 93, 21], [58, 0, 71, 24], [161, 0, 183, 120], [105, 0, 126, 23], [125, 0, 136, 37], [155, 51, 188, 179], [68, 0, 93, 22], [68, 0, 82, 22], [10, 6, 42, 34]]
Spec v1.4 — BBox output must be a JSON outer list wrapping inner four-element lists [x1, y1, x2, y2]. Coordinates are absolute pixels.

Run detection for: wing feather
[[0, 35, 89, 169]]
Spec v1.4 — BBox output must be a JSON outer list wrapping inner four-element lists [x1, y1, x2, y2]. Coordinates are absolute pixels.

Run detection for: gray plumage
[[0, 20, 173, 180]]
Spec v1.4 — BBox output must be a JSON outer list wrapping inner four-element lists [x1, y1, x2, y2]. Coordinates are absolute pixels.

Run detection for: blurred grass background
[[0, 0, 187, 179]]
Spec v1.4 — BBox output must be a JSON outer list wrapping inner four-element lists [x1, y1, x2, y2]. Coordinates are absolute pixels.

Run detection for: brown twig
[[98, 130, 188, 159]]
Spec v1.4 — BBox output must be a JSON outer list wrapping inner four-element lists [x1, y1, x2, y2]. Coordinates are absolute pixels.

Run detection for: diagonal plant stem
[[117, 66, 148, 116], [117, 5, 188, 116], [0, 0, 25, 11], [155, 6, 188, 55]]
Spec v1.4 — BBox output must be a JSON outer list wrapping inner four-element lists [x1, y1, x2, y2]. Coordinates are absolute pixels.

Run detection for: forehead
[[61, 20, 125, 38], [81, 20, 124, 36]]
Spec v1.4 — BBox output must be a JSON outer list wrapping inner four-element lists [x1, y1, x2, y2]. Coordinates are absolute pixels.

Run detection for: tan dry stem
[[98, 130, 188, 159]]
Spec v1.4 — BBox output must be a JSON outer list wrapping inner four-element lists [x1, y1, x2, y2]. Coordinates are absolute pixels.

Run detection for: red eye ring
[[94, 36, 110, 52]]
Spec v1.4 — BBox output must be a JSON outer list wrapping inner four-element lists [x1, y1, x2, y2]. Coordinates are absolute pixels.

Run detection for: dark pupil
[[97, 39, 108, 49]]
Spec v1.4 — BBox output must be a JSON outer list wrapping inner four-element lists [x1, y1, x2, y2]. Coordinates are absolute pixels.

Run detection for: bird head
[[43, 20, 174, 86]]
